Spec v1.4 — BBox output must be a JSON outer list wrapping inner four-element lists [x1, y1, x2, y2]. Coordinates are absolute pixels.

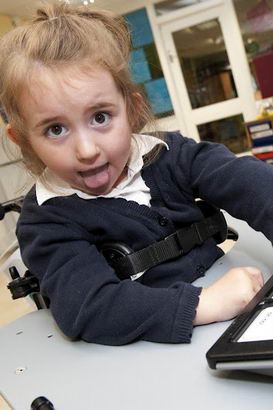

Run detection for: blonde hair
[[0, 2, 161, 178]]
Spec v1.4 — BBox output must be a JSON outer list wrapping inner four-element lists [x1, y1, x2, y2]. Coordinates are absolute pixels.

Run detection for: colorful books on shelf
[[246, 118, 273, 164]]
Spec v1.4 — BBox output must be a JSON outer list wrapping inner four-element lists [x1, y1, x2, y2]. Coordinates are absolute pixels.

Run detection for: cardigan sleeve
[[16, 190, 201, 345], [170, 134, 273, 245]]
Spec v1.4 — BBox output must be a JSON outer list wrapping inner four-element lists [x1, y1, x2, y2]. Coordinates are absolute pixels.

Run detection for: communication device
[[206, 274, 273, 376]]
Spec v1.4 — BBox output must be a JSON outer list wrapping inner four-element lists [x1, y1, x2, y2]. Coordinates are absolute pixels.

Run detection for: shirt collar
[[36, 133, 168, 205]]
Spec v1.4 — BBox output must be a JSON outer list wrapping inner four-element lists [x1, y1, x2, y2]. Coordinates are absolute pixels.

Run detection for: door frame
[[153, 0, 257, 141]]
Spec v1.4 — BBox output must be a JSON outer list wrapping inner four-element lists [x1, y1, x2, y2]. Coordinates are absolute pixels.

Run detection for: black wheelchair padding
[[100, 201, 227, 280]]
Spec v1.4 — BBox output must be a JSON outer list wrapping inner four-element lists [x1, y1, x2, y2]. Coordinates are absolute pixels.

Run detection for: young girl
[[0, 3, 267, 345]]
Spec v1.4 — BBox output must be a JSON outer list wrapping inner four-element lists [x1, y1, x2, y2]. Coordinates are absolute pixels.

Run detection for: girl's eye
[[46, 124, 68, 138], [91, 112, 111, 127]]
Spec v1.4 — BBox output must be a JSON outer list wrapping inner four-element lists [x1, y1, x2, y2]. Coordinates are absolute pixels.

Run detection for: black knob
[[9, 266, 20, 280], [31, 396, 55, 410]]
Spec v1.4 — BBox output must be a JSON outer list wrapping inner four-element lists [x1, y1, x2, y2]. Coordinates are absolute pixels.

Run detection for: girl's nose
[[75, 134, 100, 162]]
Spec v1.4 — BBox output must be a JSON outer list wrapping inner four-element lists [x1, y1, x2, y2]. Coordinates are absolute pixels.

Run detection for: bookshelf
[[245, 116, 273, 164]]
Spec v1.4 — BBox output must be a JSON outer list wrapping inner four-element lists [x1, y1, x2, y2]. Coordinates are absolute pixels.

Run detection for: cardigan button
[[158, 216, 168, 226]]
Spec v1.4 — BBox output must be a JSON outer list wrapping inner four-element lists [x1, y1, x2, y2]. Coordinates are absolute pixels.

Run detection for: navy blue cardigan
[[16, 132, 273, 345]]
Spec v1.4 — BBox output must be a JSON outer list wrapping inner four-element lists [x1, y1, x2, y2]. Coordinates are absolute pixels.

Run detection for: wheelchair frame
[[1, 197, 49, 310]]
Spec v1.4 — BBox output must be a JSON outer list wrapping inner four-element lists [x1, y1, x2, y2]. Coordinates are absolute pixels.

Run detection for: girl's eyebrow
[[90, 101, 116, 110], [35, 116, 61, 129]]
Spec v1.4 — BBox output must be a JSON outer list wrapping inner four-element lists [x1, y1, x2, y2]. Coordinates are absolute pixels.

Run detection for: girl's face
[[16, 66, 133, 196]]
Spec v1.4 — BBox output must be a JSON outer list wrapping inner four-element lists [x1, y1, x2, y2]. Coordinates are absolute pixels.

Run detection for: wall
[[0, 13, 13, 37], [0, 131, 25, 256], [0, 13, 27, 255]]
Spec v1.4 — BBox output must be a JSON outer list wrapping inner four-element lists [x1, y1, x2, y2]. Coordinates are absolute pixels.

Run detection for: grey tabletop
[[1, 213, 273, 410]]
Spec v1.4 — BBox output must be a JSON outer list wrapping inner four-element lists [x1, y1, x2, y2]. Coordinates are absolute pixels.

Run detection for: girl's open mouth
[[79, 163, 110, 191]]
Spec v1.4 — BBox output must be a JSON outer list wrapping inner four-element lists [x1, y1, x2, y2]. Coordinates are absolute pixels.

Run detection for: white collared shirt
[[36, 133, 169, 207]]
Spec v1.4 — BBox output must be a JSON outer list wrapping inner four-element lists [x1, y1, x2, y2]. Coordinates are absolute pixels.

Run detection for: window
[[197, 114, 249, 154]]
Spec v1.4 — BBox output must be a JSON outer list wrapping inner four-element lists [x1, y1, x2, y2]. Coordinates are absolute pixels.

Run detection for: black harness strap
[[101, 208, 227, 280]]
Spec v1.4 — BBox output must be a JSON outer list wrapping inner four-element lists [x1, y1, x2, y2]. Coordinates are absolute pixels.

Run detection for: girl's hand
[[194, 266, 264, 325]]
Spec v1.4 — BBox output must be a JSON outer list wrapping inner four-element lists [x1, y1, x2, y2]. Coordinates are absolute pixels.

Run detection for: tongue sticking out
[[80, 164, 109, 190]]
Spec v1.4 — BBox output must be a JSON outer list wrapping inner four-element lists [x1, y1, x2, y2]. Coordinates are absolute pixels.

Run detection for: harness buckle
[[175, 223, 203, 254], [193, 221, 209, 244]]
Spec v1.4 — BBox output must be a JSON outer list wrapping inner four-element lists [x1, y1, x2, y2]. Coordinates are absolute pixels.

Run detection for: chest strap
[[100, 208, 227, 280]]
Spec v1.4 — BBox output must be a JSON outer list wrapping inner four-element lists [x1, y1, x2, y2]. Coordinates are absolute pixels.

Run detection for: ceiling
[[0, 0, 54, 18], [0, 0, 139, 18]]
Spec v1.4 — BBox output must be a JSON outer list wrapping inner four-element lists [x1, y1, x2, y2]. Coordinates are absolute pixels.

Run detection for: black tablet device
[[206, 274, 273, 376]]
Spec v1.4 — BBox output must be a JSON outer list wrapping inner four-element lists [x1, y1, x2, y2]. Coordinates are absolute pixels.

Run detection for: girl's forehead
[[22, 63, 116, 101], [18, 63, 123, 120], [30, 63, 106, 87]]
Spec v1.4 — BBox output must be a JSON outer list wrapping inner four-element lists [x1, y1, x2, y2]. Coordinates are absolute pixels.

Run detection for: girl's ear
[[6, 124, 20, 146]]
